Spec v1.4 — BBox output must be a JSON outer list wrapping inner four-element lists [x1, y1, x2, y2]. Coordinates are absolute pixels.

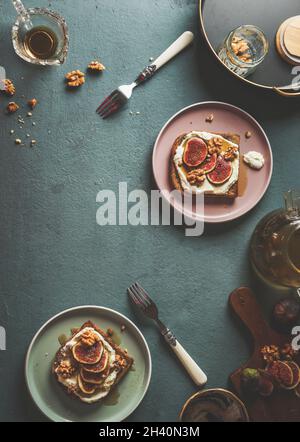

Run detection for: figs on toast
[[80, 366, 109, 385], [207, 156, 233, 185], [77, 374, 97, 395], [72, 340, 103, 365], [201, 153, 217, 174], [183, 138, 208, 168], [81, 349, 109, 374]]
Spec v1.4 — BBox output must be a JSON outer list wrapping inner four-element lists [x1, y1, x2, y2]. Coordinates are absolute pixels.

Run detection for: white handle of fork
[[164, 330, 207, 387], [171, 341, 208, 387], [153, 31, 194, 70]]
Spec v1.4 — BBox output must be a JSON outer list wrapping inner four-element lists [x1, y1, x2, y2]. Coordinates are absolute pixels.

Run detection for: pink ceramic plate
[[152, 102, 273, 224]]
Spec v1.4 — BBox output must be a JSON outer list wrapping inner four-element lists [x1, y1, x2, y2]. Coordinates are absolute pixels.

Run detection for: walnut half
[[88, 61, 106, 72], [80, 330, 100, 347], [56, 360, 76, 378], [208, 137, 222, 155], [65, 70, 85, 87], [187, 169, 206, 186]]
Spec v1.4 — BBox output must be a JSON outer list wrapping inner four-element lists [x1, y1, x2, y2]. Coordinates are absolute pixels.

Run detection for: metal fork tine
[[127, 287, 138, 303], [128, 284, 145, 306], [130, 283, 150, 307], [134, 282, 152, 304], [127, 287, 146, 310], [96, 91, 118, 113], [98, 95, 119, 116], [102, 101, 121, 119], [96, 96, 113, 114]]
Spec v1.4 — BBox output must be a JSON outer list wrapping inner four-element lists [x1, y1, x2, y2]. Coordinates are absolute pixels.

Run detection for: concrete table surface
[[0, 0, 299, 422]]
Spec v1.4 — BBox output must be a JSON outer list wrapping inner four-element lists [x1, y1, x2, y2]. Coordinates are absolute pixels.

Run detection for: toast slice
[[53, 320, 133, 403], [170, 132, 240, 199]]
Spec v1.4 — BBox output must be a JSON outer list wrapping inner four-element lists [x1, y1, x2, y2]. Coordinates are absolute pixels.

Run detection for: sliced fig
[[284, 361, 300, 390], [267, 361, 294, 389], [183, 138, 208, 167], [80, 366, 109, 385], [72, 340, 103, 365], [201, 153, 217, 174], [207, 156, 233, 185], [77, 374, 97, 395], [81, 349, 109, 374]]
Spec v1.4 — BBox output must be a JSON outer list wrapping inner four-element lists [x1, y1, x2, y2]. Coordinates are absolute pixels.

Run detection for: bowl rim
[[178, 388, 250, 422]]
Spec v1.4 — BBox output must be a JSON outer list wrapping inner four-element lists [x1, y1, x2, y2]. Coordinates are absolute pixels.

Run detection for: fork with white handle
[[97, 31, 194, 118], [128, 282, 207, 388]]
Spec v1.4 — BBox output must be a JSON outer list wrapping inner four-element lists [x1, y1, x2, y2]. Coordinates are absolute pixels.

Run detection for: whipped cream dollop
[[243, 151, 265, 170]]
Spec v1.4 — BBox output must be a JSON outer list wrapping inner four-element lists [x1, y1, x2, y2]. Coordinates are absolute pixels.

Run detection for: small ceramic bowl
[[179, 388, 250, 423]]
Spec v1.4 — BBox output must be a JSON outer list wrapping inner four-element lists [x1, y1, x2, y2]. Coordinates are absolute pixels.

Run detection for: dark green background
[[0, 0, 299, 422]]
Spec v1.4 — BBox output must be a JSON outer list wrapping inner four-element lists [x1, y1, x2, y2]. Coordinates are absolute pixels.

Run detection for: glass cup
[[218, 25, 269, 78], [12, 8, 69, 66]]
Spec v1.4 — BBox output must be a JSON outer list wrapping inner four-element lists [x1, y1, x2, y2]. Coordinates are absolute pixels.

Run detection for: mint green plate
[[25, 306, 152, 422]]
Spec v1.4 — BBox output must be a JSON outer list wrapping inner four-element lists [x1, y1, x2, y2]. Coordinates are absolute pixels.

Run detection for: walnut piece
[[88, 61, 106, 72], [224, 147, 238, 162], [205, 114, 214, 123], [231, 37, 252, 63], [2, 79, 15, 96], [6, 102, 19, 113], [56, 360, 76, 378], [80, 330, 100, 347], [208, 137, 222, 155], [187, 169, 206, 186], [65, 70, 85, 87], [28, 98, 37, 109], [261, 345, 281, 363], [115, 354, 127, 368]]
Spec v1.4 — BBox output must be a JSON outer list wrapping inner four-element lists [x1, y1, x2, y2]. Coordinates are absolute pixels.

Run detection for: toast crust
[[170, 132, 240, 199]]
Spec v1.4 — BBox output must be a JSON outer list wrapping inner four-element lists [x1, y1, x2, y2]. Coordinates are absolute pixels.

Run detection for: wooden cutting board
[[229, 287, 300, 422]]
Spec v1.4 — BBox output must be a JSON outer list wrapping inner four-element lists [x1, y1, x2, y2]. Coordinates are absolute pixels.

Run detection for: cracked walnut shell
[[2, 79, 15, 96], [65, 70, 85, 87], [88, 61, 106, 72]]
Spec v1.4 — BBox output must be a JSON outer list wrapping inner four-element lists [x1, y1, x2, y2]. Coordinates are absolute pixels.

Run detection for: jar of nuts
[[217, 25, 269, 78]]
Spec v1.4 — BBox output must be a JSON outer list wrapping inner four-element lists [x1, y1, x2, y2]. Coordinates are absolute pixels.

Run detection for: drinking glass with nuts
[[218, 25, 269, 78]]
